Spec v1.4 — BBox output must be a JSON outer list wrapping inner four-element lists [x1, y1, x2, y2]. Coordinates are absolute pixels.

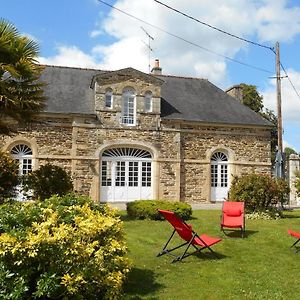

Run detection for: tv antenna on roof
[[141, 26, 154, 73]]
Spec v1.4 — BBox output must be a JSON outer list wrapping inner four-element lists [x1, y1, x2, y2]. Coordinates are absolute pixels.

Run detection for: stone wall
[[288, 154, 300, 206], [0, 115, 271, 204]]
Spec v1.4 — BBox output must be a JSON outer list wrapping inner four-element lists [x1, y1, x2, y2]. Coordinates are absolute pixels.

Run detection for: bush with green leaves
[[126, 200, 192, 220], [229, 173, 290, 213], [23, 163, 73, 201], [0, 150, 19, 203], [0, 194, 130, 299]]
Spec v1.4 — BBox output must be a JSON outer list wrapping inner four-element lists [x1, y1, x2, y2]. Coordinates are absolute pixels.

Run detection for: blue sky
[[2, 0, 300, 151]]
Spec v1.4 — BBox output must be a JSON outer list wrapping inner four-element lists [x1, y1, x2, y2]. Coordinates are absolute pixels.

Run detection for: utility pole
[[274, 41, 284, 178], [276, 41, 283, 154]]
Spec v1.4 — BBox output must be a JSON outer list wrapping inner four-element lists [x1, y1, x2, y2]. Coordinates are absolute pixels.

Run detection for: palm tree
[[0, 18, 45, 134]]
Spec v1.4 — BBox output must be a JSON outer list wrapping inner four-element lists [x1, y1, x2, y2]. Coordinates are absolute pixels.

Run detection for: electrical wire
[[280, 63, 300, 100], [97, 0, 273, 74], [153, 0, 274, 51], [151, 0, 300, 101]]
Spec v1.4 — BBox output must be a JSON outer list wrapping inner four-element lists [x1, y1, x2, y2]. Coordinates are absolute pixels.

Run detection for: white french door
[[210, 152, 229, 201], [100, 148, 152, 202]]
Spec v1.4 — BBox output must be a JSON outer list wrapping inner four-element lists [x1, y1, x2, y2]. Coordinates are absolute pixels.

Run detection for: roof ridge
[[155, 74, 208, 81], [39, 64, 109, 72]]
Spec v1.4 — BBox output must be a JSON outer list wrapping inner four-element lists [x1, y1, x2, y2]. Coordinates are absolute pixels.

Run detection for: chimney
[[226, 84, 243, 103], [151, 59, 162, 75]]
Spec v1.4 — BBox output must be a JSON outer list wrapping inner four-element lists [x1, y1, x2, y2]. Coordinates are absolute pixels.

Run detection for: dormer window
[[105, 89, 113, 108], [144, 92, 152, 112], [121, 88, 136, 125]]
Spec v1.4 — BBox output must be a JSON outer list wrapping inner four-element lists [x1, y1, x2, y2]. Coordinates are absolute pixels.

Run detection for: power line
[[97, 0, 273, 74], [153, 0, 274, 52], [280, 62, 300, 100], [271, 46, 300, 101], [152, 0, 300, 101]]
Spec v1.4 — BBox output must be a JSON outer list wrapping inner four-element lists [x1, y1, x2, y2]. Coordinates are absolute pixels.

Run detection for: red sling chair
[[157, 209, 222, 263], [288, 229, 300, 252], [221, 201, 245, 237]]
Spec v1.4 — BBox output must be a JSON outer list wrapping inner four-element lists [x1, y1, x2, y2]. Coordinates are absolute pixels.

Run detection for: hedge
[[126, 200, 192, 220]]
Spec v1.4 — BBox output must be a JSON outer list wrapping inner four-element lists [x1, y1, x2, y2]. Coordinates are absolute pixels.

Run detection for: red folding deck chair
[[221, 201, 245, 237], [288, 229, 300, 252], [157, 209, 222, 263]]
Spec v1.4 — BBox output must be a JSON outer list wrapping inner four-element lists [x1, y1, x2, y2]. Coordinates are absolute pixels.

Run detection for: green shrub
[[126, 200, 192, 220], [0, 150, 19, 203], [229, 173, 290, 213], [0, 194, 130, 299], [23, 163, 73, 201], [275, 178, 290, 207]]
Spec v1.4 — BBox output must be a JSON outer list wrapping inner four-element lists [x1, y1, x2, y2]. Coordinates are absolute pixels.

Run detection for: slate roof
[[39, 65, 101, 114], [39, 65, 271, 127], [159, 75, 270, 126]]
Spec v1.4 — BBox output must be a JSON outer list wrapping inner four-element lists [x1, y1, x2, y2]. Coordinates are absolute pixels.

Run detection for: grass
[[121, 209, 300, 299]]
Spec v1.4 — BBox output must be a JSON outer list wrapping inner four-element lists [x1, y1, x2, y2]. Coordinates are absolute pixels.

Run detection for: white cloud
[[262, 69, 300, 125], [39, 0, 300, 87], [89, 29, 103, 38], [38, 46, 100, 69], [255, 0, 300, 42], [92, 37, 150, 72], [89, 0, 300, 86]]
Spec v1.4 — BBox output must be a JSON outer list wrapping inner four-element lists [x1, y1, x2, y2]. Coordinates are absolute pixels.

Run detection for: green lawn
[[121, 209, 300, 300]]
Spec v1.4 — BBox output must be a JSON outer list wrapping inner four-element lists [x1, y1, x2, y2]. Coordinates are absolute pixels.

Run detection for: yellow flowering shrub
[[0, 194, 130, 299]]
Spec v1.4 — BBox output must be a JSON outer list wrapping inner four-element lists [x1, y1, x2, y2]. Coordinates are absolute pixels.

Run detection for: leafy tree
[[0, 18, 45, 135], [23, 163, 73, 201], [0, 150, 19, 203], [239, 84, 278, 163], [284, 146, 298, 158], [260, 108, 278, 163], [240, 83, 264, 113]]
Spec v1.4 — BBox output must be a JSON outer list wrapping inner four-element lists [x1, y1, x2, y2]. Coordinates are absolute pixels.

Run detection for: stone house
[[0, 61, 272, 203]]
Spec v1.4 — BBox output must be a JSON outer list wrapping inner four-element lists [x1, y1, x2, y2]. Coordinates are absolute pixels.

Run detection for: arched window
[[105, 89, 113, 108], [121, 88, 135, 125], [101, 147, 152, 202], [11, 144, 33, 175], [144, 91, 152, 112]]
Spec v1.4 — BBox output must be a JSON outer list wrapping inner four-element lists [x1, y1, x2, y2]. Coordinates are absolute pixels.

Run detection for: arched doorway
[[210, 151, 229, 201], [100, 147, 152, 202]]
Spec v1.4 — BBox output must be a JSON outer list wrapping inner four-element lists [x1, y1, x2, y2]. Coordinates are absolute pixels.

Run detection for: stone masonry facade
[[0, 66, 272, 204]]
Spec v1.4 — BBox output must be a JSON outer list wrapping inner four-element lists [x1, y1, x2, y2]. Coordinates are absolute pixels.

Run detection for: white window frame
[[11, 144, 33, 176], [11, 144, 33, 201], [100, 147, 153, 202], [144, 92, 152, 113], [121, 88, 136, 125], [105, 89, 113, 109]]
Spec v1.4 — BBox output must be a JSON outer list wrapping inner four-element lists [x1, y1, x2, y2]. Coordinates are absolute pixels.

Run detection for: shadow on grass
[[158, 248, 227, 263], [123, 267, 164, 299], [221, 229, 258, 238], [191, 250, 227, 261]]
